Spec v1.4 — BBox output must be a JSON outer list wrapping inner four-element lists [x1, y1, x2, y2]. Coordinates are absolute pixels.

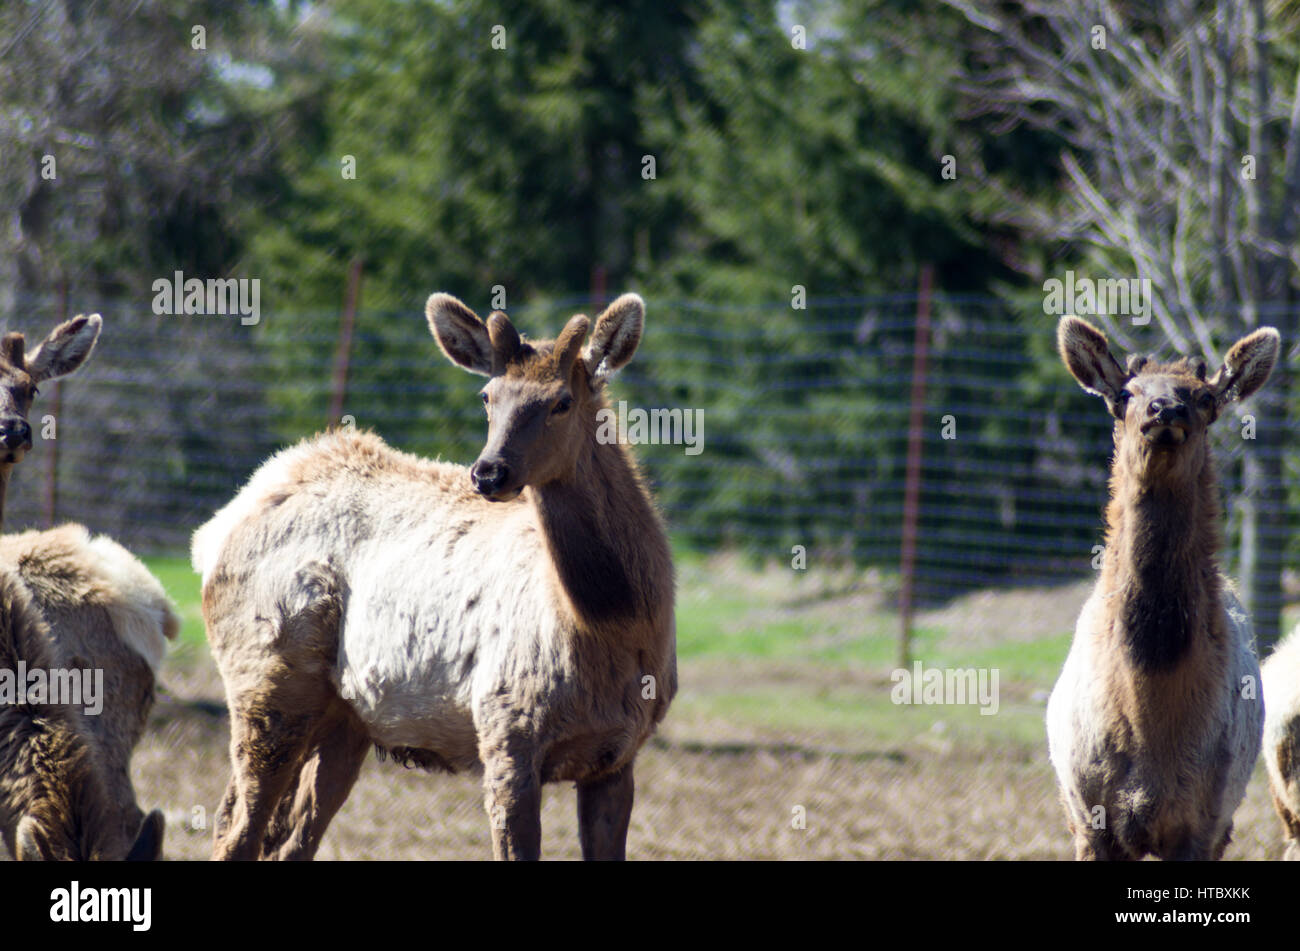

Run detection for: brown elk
[[0, 315, 177, 860], [193, 292, 676, 860], [1047, 315, 1277, 860]]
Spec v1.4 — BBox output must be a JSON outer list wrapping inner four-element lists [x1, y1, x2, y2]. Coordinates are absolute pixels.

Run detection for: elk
[[192, 292, 676, 860], [1046, 315, 1277, 861], [1262, 625, 1300, 860], [0, 315, 178, 860]]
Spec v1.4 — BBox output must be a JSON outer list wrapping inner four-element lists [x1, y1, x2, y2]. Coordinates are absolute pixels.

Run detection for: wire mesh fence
[[0, 289, 1295, 621]]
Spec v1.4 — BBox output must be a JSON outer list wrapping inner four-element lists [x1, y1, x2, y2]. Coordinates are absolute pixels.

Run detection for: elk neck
[[1101, 442, 1224, 673], [527, 396, 672, 634], [0, 463, 12, 535]]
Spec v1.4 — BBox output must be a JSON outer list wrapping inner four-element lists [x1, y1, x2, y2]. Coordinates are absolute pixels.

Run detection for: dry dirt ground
[[124, 648, 1287, 861]]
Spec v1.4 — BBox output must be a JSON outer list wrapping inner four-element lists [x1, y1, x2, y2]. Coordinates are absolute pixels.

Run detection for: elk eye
[[1110, 390, 1131, 419], [480, 391, 489, 405], [552, 395, 572, 415], [1199, 392, 1214, 408]]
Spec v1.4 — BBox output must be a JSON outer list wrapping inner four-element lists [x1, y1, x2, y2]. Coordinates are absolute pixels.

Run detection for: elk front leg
[[481, 753, 542, 860], [577, 763, 634, 860]]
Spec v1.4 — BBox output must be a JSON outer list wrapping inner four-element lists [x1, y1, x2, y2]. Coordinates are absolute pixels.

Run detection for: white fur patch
[[1263, 624, 1300, 807], [192, 440, 317, 586], [86, 534, 179, 672]]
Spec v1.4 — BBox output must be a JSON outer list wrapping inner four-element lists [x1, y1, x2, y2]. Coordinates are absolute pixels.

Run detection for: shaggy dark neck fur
[[1103, 440, 1223, 673], [530, 394, 672, 632], [0, 464, 11, 534], [0, 716, 108, 860]]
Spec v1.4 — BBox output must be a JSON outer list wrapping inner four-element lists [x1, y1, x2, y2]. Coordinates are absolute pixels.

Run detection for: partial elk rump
[[1262, 625, 1300, 859], [0, 561, 166, 861], [194, 292, 676, 860], [0, 525, 179, 861]]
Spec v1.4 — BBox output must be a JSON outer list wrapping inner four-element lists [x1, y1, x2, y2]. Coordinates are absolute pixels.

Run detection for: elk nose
[[1147, 398, 1186, 424], [470, 459, 509, 496], [0, 419, 31, 449]]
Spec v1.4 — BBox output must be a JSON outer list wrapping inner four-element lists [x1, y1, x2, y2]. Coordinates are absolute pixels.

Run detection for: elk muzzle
[[1139, 397, 1189, 446], [0, 417, 32, 462], [470, 457, 521, 502]]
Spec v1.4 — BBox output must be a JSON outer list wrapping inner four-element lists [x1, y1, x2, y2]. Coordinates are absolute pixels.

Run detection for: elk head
[[428, 293, 644, 501], [0, 314, 102, 466], [1058, 315, 1280, 482], [14, 786, 165, 861]]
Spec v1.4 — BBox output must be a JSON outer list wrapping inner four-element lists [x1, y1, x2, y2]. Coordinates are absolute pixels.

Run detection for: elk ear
[[1058, 315, 1129, 412], [554, 315, 590, 377], [15, 815, 52, 861], [485, 312, 522, 374], [27, 314, 101, 383], [427, 294, 493, 376], [583, 293, 643, 383], [1210, 326, 1280, 405], [0, 333, 25, 367], [125, 809, 165, 862]]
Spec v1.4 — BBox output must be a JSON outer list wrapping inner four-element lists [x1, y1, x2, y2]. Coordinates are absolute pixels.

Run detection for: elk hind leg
[[212, 698, 316, 861], [210, 559, 345, 861], [264, 707, 370, 860]]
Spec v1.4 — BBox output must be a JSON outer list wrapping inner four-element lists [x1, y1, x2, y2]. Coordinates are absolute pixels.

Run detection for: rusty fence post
[[898, 264, 934, 669]]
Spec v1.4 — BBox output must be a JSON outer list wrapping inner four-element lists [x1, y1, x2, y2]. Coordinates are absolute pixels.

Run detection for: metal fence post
[[898, 264, 933, 669], [328, 257, 363, 428]]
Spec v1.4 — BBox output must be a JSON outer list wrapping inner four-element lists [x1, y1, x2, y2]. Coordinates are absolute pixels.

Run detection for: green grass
[[672, 537, 1074, 679], [143, 556, 205, 648], [683, 683, 1052, 750], [666, 538, 1081, 750]]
